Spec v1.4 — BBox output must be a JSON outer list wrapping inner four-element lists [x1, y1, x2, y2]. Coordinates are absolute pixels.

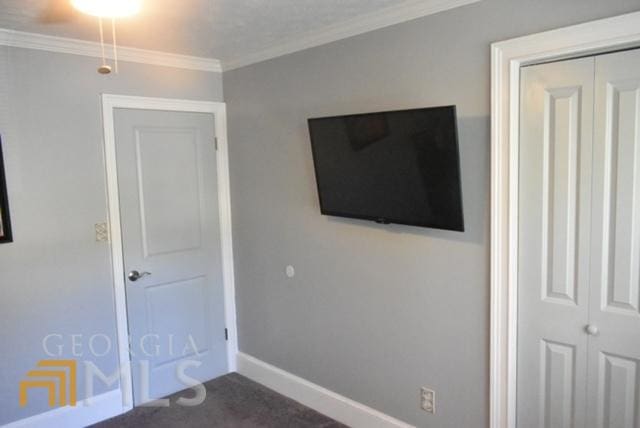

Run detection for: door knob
[[128, 270, 151, 282], [585, 324, 599, 336]]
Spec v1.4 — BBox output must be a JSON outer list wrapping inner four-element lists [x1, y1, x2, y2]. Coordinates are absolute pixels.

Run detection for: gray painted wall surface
[[224, 1, 639, 426], [0, 47, 223, 425]]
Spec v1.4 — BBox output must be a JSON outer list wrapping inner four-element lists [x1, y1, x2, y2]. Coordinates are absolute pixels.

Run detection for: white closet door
[[588, 49, 640, 428], [517, 57, 595, 428]]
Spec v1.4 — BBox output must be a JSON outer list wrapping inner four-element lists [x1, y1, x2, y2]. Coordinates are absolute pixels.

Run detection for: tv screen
[[308, 106, 464, 231]]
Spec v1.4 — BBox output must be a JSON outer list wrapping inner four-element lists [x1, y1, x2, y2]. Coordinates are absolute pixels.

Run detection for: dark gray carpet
[[91, 373, 348, 428]]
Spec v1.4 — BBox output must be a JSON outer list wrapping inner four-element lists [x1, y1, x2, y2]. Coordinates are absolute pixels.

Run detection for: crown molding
[[0, 28, 222, 72], [222, 0, 481, 71]]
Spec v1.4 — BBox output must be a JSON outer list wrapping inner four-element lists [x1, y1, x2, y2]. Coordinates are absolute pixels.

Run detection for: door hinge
[[224, 328, 228, 341], [214, 137, 219, 151]]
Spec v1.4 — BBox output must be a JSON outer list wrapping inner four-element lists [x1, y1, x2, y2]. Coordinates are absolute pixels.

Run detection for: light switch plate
[[95, 223, 109, 242]]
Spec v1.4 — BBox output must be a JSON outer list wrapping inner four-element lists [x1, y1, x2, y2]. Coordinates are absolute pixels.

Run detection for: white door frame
[[490, 11, 640, 428], [101, 94, 238, 411]]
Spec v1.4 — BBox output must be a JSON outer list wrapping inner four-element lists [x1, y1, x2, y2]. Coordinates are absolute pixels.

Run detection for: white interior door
[[517, 57, 595, 428], [588, 48, 640, 428], [114, 108, 228, 404]]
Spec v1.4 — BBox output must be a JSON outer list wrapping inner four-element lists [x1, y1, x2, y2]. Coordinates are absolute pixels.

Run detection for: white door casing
[[491, 11, 640, 428], [101, 95, 238, 411]]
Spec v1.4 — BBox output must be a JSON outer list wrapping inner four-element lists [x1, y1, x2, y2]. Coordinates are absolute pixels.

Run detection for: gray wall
[[0, 47, 223, 425], [224, 1, 639, 426]]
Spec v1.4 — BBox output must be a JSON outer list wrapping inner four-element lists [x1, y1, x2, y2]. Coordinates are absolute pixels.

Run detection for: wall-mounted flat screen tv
[[308, 106, 464, 231]]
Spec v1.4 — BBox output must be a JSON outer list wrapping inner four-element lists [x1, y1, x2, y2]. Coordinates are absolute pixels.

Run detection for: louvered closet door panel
[[588, 49, 640, 428], [517, 57, 595, 428]]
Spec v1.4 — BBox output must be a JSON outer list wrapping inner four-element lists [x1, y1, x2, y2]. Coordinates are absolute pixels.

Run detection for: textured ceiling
[[0, 0, 410, 63]]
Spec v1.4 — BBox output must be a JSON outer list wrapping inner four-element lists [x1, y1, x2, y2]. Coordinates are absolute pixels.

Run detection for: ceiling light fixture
[[70, 0, 143, 74], [70, 0, 142, 19]]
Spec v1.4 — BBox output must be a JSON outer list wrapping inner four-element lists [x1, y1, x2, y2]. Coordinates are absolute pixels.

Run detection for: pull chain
[[97, 17, 112, 74], [111, 18, 119, 74]]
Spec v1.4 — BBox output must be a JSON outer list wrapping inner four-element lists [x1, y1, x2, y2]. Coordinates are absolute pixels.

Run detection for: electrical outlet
[[420, 387, 435, 414]]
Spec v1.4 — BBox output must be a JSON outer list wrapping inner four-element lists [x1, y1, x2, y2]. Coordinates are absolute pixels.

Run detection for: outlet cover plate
[[420, 387, 435, 414]]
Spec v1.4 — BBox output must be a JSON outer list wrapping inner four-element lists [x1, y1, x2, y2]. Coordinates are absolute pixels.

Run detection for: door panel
[[135, 128, 203, 256], [518, 57, 595, 428], [542, 87, 582, 305], [540, 340, 577, 428], [599, 81, 640, 315], [114, 109, 227, 404], [145, 277, 210, 366], [589, 49, 640, 428], [597, 353, 640, 428]]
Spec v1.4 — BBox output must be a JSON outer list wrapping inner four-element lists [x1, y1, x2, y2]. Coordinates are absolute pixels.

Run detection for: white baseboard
[[6, 355, 413, 428], [237, 352, 414, 428], [4, 389, 125, 428]]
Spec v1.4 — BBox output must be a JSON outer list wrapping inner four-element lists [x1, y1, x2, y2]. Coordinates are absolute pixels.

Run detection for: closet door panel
[[518, 57, 595, 428], [589, 48, 640, 428]]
